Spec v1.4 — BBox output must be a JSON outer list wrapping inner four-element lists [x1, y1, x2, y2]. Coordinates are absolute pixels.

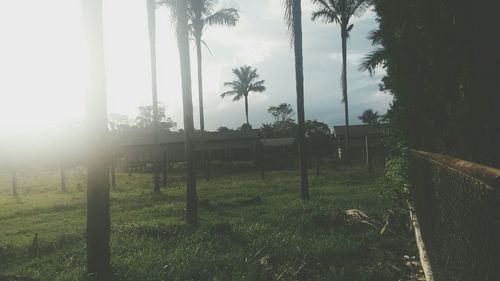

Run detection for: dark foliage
[[358, 109, 380, 125], [370, 0, 500, 167]]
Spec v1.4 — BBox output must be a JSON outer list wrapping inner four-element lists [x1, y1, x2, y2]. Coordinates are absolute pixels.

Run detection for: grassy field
[[0, 161, 418, 281]]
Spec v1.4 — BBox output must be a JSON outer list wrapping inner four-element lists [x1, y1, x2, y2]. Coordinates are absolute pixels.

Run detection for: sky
[[0, 0, 391, 135]]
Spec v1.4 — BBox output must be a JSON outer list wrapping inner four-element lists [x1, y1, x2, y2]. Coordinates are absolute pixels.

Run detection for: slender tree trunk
[[176, 0, 198, 225], [316, 155, 321, 177], [196, 37, 205, 132], [60, 158, 67, 192], [147, 0, 161, 193], [82, 0, 111, 277], [163, 150, 168, 187], [292, 0, 309, 200], [195, 37, 208, 181], [110, 153, 117, 190], [365, 136, 371, 172], [341, 25, 350, 162], [12, 168, 18, 197], [244, 94, 249, 125]]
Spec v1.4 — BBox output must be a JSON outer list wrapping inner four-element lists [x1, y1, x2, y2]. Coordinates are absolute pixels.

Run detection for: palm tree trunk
[[341, 25, 350, 162], [176, 0, 198, 225], [110, 153, 117, 190], [11, 168, 17, 197], [60, 158, 67, 192], [195, 36, 209, 180], [147, 0, 161, 193], [82, 0, 111, 277], [292, 0, 309, 200], [244, 94, 249, 125], [196, 37, 205, 132]]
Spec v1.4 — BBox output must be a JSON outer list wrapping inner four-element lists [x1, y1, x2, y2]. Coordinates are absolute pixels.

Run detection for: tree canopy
[[369, 0, 500, 167], [358, 109, 380, 125]]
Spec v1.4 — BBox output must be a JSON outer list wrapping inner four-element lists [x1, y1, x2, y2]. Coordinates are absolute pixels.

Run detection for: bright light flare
[[0, 0, 86, 134]]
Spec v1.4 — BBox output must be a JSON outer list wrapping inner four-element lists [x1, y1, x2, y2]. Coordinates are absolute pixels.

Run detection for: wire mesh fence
[[408, 150, 500, 281]]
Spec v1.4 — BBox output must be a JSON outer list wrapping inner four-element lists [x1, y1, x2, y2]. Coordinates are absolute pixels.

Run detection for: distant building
[[333, 124, 385, 160], [115, 130, 261, 168]]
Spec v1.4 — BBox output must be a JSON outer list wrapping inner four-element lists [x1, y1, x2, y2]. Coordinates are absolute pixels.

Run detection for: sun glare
[[0, 0, 182, 137], [0, 0, 87, 134]]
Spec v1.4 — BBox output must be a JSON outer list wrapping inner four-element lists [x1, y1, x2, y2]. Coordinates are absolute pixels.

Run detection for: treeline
[[367, 0, 500, 167]]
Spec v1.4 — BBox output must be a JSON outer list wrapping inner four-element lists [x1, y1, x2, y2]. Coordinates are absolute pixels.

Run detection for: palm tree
[[174, 0, 198, 225], [221, 66, 266, 125], [159, 0, 239, 131], [82, 0, 111, 277], [311, 0, 372, 161], [190, 0, 238, 132], [147, 0, 161, 193], [283, 0, 309, 200]]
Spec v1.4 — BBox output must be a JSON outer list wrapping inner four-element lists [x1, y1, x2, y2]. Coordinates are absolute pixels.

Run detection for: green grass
[[0, 161, 416, 281]]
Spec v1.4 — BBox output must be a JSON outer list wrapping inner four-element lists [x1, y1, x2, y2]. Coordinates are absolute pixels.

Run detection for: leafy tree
[[134, 105, 177, 131], [283, 0, 309, 199], [217, 126, 234, 133], [268, 103, 294, 123], [358, 109, 380, 125], [174, 0, 198, 224], [261, 121, 298, 138], [221, 66, 266, 125], [372, 0, 499, 167], [238, 123, 253, 131], [82, 0, 110, 277], [108, 113, 132, 132], [311, 0, 372, 161], [305, 120, 332, 176], [262, 103, 297, 138], [305, 120, 331, 139]]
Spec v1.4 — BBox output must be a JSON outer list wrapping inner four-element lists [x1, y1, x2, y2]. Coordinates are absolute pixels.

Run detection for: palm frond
[[358, 47, 385, 76], [232, 94, 243, 102], [205, 8, 239, 27], [348, 0, 372, 19], [224, 81, 242, 88], [249, 80, 266, 92], [311, 0, 340, 23], [367, 28, 382, 46], [311, 9, 337, 23], [200, 39, 213, 55], [282, 0, 294, 42], [157, 0, 183, 27], [220, 90, 238, 98], [311, 0, 371, 25]]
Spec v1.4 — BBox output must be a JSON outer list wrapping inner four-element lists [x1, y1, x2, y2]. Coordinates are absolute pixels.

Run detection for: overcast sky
[[0, 0, 391, 135]]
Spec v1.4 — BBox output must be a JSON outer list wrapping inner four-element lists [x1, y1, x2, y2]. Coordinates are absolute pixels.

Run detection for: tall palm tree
[[158, 0, 239, 132], [190, 0, 238, 181], [82, 0, 111, 277], [311, 0, 372, 161], [191, 0, 238, 132], [147, 0, 161, 193], [221, 66, 266, 125], [283, 0, 309, 200], [175, 0, 198, 225]]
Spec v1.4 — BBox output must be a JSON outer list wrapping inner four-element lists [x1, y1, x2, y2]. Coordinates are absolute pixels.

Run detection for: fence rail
[[408, 150, 500, 281]]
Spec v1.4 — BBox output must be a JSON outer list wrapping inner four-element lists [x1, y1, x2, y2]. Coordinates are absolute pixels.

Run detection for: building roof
[[260, 138, 295, 147], [333, 124, 384, 138], [117, 129, 261, 146]]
